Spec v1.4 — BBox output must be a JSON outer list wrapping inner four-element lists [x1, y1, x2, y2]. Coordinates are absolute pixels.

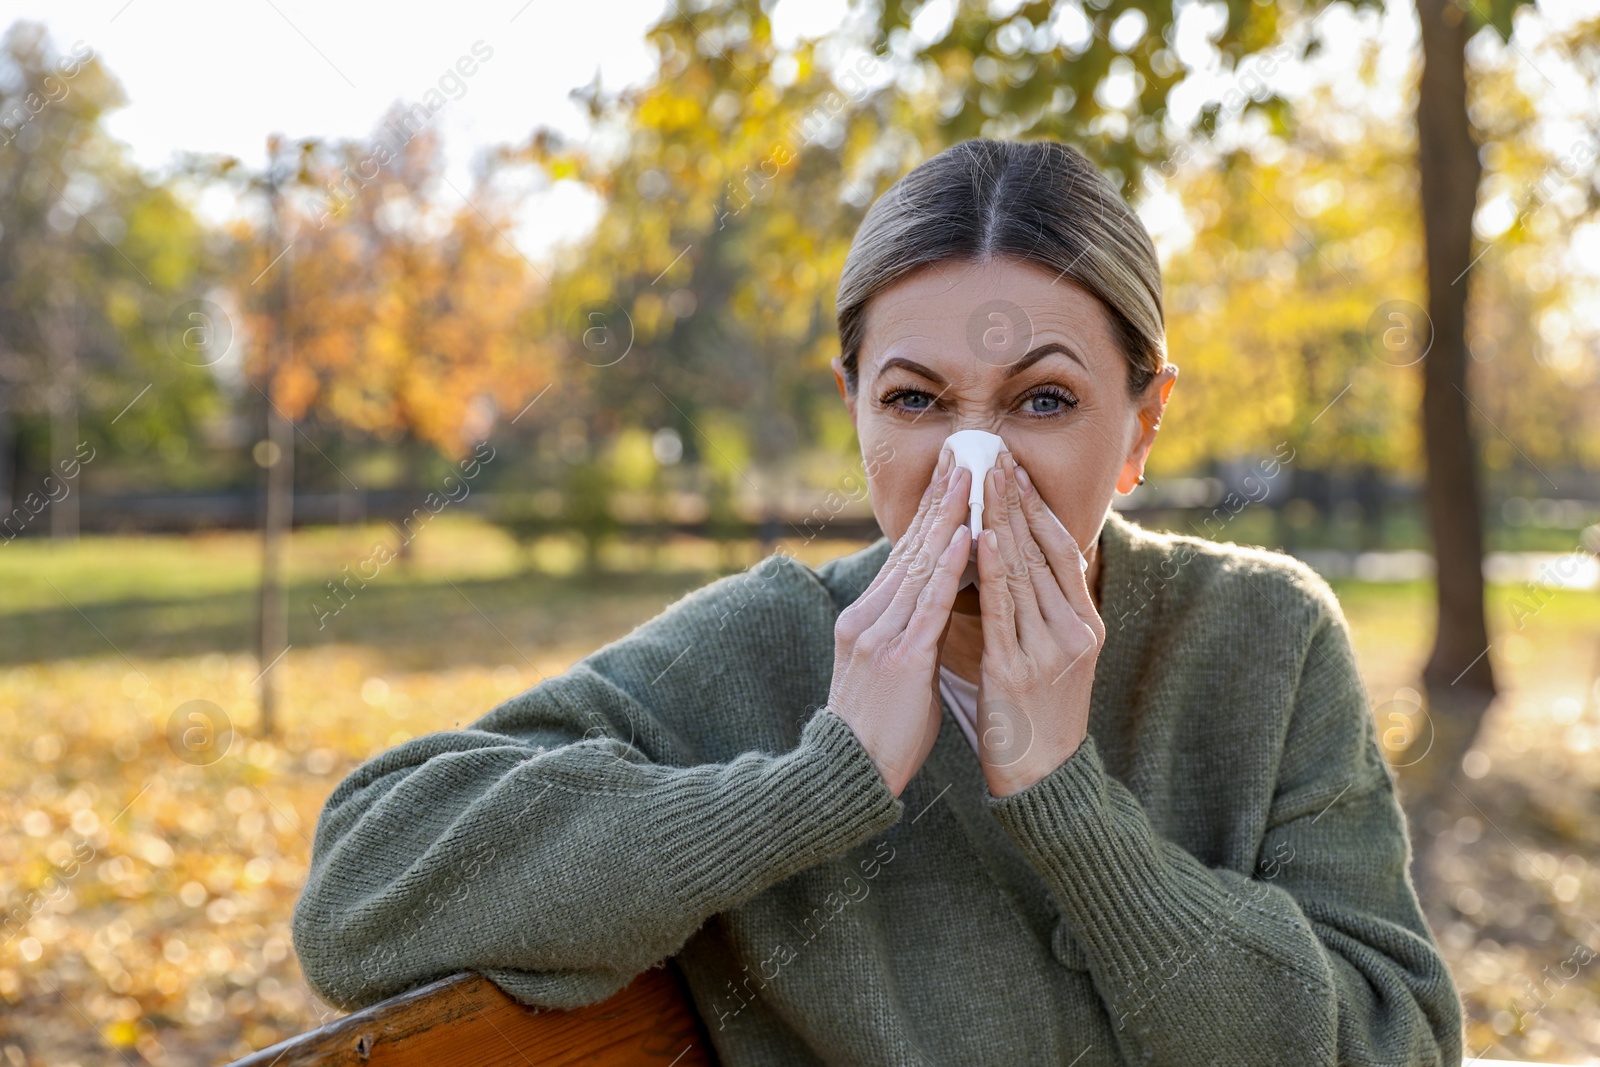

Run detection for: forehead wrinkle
[[870, 334, 970, 386], [860, 318, 954, 382], [861, 264, 1124, 381]]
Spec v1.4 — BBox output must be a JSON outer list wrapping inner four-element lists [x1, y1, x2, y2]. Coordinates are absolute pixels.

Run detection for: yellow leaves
[[105, 1018, 141, 1048], [608, 428, 659, 491], [1152, 89, 1437, 473], [939, 48, 973, 81], [103, 287, 143, 332], [697, 413, 750, 479], [631, 290, 668, 341], [1263, 391, 1295, 430], [790, 260, 818, 291], [637, 92, 703, 134], [229, 139, 548, 457], [0, 616, 587, 1056]]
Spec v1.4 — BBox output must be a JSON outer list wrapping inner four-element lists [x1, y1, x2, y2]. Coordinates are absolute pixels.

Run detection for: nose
[[952, 416, 1004, 435]]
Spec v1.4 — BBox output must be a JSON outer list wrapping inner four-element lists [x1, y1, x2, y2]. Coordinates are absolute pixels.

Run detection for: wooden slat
[[229, 965, 717, 1066], [225, 965, 1593, 1067]]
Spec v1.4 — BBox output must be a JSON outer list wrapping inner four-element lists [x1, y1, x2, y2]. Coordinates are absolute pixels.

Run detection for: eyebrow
[[872, 341, 1086, 385]]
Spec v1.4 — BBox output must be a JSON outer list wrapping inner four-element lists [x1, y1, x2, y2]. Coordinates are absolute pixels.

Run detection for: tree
[[195, 133, 313, 736], [1154, 78, 1425, 481], [329, 118, 546, 561], [512, 10, 914, 528], [0, 22, 214, 543], [1400, 0, 1560, 900], [201, 116, 549, 730], [304, 115, 548, 460]]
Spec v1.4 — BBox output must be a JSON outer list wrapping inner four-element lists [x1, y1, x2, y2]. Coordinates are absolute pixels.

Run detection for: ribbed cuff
[[660, 707, 903, 915], [985, 733, 1275, 980]]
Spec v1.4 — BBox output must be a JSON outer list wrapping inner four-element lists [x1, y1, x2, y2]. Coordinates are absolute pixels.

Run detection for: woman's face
[[832, 256, 1176, 614]]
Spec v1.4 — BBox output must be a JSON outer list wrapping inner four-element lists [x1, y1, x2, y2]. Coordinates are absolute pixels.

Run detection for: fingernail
[[983, 528, 997, 549], [1015, 466, 1033, 495], [937, 448, 950, 476]]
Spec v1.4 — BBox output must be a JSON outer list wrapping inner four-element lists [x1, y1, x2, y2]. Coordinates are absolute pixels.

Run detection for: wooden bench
[[227, 964, 1579, 1067], [228, 963, 718, 1066]]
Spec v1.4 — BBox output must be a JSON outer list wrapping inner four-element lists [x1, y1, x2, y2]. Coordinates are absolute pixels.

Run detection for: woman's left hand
[[974, 451, 1106, 798]]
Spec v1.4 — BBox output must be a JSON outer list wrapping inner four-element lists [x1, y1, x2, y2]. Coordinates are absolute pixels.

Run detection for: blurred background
[[0, 0, 1597, 1063]]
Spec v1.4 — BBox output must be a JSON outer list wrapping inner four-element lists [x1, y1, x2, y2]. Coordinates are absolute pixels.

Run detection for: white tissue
[[939, 429, 1088, 592], [943, 429, 1007, 543], [943, 430, 1006, 590]]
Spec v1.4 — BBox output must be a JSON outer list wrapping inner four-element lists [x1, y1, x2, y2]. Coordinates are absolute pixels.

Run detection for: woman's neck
[[936, 539, 1104, 685]]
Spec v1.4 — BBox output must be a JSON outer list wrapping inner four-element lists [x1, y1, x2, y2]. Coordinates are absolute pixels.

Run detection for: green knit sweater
[[292, 510, 1464, 1066]]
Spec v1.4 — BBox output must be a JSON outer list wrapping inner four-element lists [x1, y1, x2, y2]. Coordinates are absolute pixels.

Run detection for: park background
[[1, 0, 1598, 1062]]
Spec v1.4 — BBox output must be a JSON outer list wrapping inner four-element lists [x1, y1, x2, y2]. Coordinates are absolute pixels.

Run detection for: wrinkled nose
[[951, 416, 1004, 435]]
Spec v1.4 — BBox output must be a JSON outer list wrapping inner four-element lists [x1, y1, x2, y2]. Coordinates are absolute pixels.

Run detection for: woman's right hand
[[828, 447, 971, 797]]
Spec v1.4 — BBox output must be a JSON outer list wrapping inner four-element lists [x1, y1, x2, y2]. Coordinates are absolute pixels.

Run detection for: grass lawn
[[1, 516, 1597, 1064]]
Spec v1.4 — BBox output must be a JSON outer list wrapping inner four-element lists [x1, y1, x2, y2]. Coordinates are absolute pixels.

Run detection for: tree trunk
[[0, 402, 13, 523], [1403, 0, 1496, 908], [49, 386, 78, 540], [1356, 464, 1386, 551], [37, 298, 82, 541], [337, 430, 365, 526], [397, 431, 422, 563], [47, 314, 80, 542], [257, 159, 294, 737], [258, 380, 294, 737]]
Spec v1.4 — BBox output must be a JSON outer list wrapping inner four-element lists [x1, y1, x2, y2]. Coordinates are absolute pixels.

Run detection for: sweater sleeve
[[291, 576, 903, 1012], [983, 606, 1464, 1066]]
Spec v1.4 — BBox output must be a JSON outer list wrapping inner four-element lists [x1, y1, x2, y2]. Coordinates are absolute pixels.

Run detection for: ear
[[1116, 364, 1178, 494], [830, 356, 857, 428]]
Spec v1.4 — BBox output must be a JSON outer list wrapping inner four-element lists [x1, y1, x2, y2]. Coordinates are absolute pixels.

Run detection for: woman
[[292, 139, 1463, 1065]]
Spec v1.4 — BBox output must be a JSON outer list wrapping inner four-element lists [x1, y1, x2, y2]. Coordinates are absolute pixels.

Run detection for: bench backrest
[[228, 964, 717, 1066], [225, 967, 1569, 1067]]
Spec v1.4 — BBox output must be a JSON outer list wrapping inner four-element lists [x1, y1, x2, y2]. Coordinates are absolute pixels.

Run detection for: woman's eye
[[1020, 387, 1078, 416], [880, 389, 933, 412]]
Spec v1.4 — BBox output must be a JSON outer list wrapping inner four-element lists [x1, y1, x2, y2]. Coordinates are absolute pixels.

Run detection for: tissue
[[939, 429, 1088, 590], [943, 430, 1005, 590], [943, 429, 1007, 543]]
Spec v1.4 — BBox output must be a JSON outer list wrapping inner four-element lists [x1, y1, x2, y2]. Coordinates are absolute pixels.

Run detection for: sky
[[0, 0, 682, 260], [0, 0, 1368, 262], [3, 0, 1594, 276], [0, 0, 890, 263]]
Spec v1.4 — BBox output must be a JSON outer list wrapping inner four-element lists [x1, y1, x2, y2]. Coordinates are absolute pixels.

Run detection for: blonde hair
[[836, 138, 1166, 396]]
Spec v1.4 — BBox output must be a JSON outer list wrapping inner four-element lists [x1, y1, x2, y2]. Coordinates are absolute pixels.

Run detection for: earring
[[1136, 474, 1145, 486]]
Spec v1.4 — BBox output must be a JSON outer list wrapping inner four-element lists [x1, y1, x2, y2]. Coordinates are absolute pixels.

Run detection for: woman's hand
[[974, 450, 1106, 798], [829, 448, 972, 797]]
